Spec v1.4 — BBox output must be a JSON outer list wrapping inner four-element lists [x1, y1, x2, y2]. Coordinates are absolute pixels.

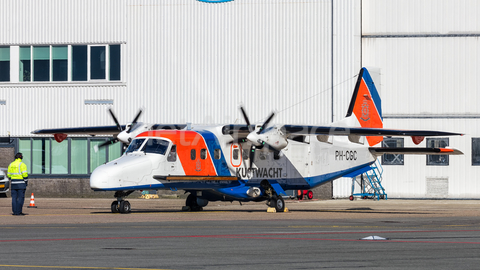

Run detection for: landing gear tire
[[112, 190, 135, 214], [185, 194, 203, 211], [119, 201, 131, 213], [273, 196, 285, 212], [111, 201, 119, 213]]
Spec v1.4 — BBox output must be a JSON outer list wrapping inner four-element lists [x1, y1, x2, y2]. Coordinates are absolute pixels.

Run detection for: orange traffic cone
[[27, 193, 37, 208]]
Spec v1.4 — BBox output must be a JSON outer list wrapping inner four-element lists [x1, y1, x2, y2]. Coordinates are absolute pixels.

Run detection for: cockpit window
[[141, 139, 170, 155], [125, 138, 146, 153]]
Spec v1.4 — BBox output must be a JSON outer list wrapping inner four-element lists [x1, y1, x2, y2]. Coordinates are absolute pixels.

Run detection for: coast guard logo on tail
[[360, 97, 370, 122]]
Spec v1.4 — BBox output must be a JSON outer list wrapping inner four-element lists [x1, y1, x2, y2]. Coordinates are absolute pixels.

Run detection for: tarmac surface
[[0, 197, 480, 269]]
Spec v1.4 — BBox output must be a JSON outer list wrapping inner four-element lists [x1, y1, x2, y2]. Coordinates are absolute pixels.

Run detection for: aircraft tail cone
[[27, 193, 37, 208]]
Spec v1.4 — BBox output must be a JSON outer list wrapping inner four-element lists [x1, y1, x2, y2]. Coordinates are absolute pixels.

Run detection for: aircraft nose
[[90, 166, 109, 190]]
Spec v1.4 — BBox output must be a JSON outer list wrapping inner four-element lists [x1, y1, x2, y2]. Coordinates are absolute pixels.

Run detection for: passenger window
[[242, 149, 249, 160], [190, 149, 196, 160], [214, 149, 221, 160], [167, 145, 177, 162], [200, 149, 207, 160]]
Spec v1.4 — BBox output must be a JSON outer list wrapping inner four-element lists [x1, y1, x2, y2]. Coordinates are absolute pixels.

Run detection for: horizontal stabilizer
[[369, 147, 463, 155], [283, 125, 463, 137]]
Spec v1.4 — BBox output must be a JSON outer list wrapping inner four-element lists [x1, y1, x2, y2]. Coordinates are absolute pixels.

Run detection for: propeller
[[239, 106, 277, 169], [95, 108, 144, 152]]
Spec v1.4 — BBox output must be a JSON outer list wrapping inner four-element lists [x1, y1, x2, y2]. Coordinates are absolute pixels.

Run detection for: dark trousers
[[11, 188, 26, 215]]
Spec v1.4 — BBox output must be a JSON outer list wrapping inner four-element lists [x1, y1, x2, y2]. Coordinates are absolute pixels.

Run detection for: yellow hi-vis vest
[[8, 158, 28, 185]]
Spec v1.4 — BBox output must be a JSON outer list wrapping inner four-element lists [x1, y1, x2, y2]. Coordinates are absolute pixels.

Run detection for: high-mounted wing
[[32, 126, 124, 136], [31, 108, 186, 146]]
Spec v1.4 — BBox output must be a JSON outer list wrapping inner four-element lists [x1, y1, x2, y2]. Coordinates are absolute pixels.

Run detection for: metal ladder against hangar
[[349, 159, 387, 201]]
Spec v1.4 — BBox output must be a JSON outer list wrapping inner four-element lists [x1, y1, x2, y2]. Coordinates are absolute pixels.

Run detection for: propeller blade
[[131, 109, 143, 124], [239, 106, 253, 132], [258, 112, 275, 134], [249, 145, 256, 169], [126, 109, 143, 133], [108, 108, 123, 132], [94, 138, 119, 152]]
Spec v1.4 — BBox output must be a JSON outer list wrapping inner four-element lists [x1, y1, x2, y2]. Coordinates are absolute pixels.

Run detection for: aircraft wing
[[32, 126, 124, 136], [369, 147, 464, 155], [282, 125, 463, 137], [32, 124, 187, 136]]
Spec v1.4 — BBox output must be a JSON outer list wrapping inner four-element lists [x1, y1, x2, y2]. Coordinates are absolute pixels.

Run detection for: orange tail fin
[[346, 68, 383, 146]]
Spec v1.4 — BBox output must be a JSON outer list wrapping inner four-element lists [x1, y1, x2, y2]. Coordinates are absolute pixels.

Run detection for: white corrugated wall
[[0, 0, 361, 137], [125, 0, 335, 125], [334, 0, 480, 198]]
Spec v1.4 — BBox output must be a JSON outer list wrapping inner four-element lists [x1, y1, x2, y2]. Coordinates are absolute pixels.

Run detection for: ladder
[[350, 159, 387, 201]]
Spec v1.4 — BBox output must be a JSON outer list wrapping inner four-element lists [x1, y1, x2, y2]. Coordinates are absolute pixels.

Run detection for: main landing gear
[[267, 195, 285, 212], [183, 193, 208, 211], [261, 181, 285, 212], [111, 190, 135, 213]]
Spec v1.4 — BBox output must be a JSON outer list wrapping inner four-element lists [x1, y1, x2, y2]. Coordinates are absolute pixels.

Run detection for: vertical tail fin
[[345, 68, 383, 146]]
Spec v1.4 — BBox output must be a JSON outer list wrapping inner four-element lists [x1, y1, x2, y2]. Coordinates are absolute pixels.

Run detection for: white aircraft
[[32, 68, 463, 213]]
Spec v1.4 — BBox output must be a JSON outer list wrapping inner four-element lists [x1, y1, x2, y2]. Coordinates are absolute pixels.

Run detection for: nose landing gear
[[111, 190, 135, 213]]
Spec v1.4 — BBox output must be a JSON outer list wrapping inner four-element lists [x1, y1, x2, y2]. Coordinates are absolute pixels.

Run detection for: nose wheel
[[111, 200, 131, 213], [111, 190, 134, 213]]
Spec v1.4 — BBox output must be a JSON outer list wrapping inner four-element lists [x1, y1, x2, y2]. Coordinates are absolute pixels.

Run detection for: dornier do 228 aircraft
[[32, 68, 463, 213]]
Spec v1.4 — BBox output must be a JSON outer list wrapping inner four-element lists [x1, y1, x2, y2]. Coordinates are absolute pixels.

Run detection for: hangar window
[[426, 138, 449, 166], [52, 46, 68, 81], [0, 47, 10, 82], [472, 138, 480, 166], [33, 46, 50, 81], [72, 45, 87, 81], [14, 44, 121, 83], [18, 137, 122, 176], [19, 46, 31, 82], [91, 46, 106, 80], [381, 138, 404, 165]]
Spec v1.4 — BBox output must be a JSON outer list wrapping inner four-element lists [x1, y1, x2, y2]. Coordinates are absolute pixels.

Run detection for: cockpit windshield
[[125, 138, 146, 153], [141, 139, 170, 155]]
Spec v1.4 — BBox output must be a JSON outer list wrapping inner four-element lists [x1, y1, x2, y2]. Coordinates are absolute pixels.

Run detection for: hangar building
[[0, 0, 477, 198]]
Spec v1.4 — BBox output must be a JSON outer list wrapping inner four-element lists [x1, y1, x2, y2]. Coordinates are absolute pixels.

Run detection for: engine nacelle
[[247, 126, 288, 151], [246, 187, 261, 197]]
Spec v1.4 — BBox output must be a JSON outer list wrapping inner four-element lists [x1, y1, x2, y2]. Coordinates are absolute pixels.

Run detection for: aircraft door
[[165, 144, 177, 172], [230, 143, 242, 168]]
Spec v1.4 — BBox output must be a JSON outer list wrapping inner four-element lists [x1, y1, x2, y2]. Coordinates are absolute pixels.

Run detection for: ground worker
[[7, 153, 28, 216]]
